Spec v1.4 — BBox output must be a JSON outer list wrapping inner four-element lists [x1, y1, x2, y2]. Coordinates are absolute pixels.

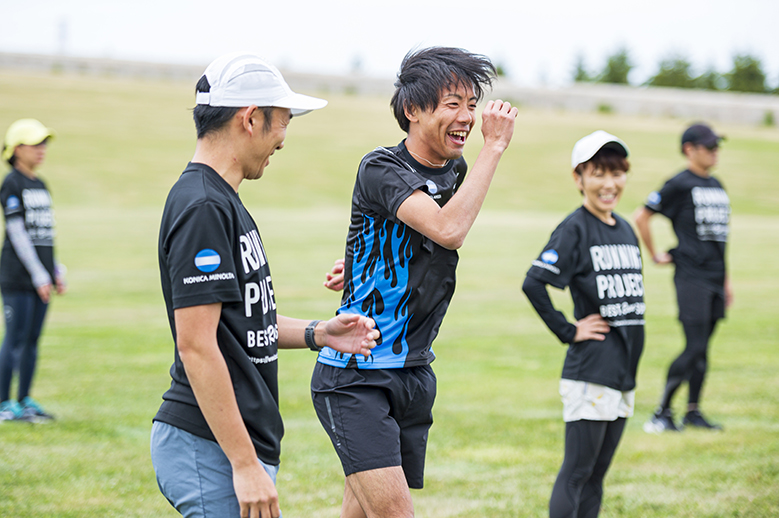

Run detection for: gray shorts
[[150, 421, 280, 517], [311, 363, 436, 489]]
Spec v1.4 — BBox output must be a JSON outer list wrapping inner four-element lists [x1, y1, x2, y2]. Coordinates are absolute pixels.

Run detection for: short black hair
[[390, 47, 497, 133], [192, 75, 275, 138]]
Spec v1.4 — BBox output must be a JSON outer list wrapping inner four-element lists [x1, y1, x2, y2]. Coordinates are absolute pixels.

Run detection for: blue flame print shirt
[[318, 141, 466, 369]]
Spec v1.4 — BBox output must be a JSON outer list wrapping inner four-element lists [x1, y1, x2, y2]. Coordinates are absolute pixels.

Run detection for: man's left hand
[[321, 314, 379, 358]]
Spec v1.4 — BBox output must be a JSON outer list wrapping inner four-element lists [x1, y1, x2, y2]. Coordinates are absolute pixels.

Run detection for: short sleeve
[[0, 176, 23, 220], [357, 152, 424, 222], [164, 202, 242, 309], [645, 178, 681, 219], [526, 218, 581, 290]]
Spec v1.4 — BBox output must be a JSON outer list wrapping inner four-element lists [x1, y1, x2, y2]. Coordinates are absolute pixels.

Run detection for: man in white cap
[[151, 53, 379, 518]]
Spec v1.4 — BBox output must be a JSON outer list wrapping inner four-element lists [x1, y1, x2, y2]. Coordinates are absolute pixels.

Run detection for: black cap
[[681, 123, 724, 151]]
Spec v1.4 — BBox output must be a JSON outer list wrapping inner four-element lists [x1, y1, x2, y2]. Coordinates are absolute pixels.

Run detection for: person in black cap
[[523, 130, 644, 518], [635, 122, 731, 433]]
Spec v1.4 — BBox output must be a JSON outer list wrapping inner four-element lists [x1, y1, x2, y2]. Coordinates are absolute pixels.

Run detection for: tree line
[[572, 48, 777, 95]]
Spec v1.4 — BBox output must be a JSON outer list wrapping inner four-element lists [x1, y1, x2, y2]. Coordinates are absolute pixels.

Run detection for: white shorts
[[559, 379, 635, 422]]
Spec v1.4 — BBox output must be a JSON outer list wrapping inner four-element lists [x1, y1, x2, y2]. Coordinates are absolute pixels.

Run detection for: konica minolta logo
[[647, 191, 661, 205], [426, 180, 438, 194], [532, 249, 561, 275], [541, 249, 559, 264], [194, 249, 221, 273]]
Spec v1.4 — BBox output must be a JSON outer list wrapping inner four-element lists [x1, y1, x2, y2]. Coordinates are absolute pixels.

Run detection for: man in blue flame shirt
[[311, 47, 518, 518]]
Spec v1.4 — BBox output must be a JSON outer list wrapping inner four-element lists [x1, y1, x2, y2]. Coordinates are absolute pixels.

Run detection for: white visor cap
[[571, 130, 629, 168], [196, 52, 327, 116]]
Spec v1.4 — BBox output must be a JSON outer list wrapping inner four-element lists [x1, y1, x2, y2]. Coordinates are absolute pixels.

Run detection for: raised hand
[[480, 99, 519, 153]]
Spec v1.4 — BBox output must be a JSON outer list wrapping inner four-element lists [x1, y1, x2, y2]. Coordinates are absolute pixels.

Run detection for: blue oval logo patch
[[541, 250, 559, 264], [194, 249, 221, 273], [6, 196, 19, 211]]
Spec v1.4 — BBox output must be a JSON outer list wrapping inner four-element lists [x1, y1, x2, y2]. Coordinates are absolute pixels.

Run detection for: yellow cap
[[3, 119, 55, 162]]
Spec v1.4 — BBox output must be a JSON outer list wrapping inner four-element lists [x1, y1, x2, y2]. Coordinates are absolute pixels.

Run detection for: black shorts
[[310, 362, 436, 489], [675, 277, 725, 324]]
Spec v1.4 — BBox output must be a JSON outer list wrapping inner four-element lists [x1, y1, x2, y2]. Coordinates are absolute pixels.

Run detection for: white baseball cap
[[195, 52, 327, 116], [571, 130, 629, 168]]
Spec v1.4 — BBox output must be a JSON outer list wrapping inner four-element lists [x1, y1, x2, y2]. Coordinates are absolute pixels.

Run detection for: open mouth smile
[[448, 130, 468, 145]]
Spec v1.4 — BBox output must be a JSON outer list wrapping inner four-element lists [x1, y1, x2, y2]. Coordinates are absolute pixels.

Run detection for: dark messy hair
[[390, 47, 497, 133], [192, 75, 274, 138], [574, 147, 630, 176]]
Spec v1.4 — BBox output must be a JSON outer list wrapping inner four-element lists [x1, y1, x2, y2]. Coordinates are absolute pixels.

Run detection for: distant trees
[[726, 55, 767, 93], [572, 48, 633, 85], [573, 49, 776, 94], [694, 67, 726, 91], [646, 56, 695, 88], [572, 54, 591, 83]]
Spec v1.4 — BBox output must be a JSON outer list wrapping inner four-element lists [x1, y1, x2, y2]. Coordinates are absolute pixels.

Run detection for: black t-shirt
[[525, 207, 645, 391], [0, 168, 56, 292], [645, 169, 729, 290], [155, 163, 282, 465], [317, 141, 466, 369]]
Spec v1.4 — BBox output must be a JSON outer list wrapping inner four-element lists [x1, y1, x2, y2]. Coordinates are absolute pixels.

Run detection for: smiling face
[[574, 163, 627, 224], [245, 106, 291, 181], [405, 82, 476, 165]]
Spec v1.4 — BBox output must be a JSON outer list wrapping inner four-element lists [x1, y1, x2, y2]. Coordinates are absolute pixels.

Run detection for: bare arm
[[396, 100, 518, 250], [277, 314, 378, 357], [724, 274, 734, 308], [633, 207, 672, 264], [175, 303, 280, 518]]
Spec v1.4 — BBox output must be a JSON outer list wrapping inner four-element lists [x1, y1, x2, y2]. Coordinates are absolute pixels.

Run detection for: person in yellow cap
[[0, 118, 66, 423]]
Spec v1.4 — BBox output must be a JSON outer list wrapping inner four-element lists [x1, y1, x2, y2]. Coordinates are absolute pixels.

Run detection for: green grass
[[0, 70, 777, 517]]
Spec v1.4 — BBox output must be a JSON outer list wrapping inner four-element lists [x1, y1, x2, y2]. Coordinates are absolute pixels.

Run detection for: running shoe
[[643, 408, 681, 433], [19, 397, 55, 422], [0, 399, 22, 421], [682, 409, 722, 430]]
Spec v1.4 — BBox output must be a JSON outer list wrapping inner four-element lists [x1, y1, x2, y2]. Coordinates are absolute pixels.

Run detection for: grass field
[[0, 69, 777, 517]]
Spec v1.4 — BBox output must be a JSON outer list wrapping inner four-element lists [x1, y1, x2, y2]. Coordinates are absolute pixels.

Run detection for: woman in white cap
[[0, 118, 66, 423], [522, 131, 645, 517]]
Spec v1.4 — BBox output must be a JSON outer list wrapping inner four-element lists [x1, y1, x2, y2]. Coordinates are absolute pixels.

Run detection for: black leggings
[[549, 418, 627, 518], [660, 320, 718, 409], [0, 291, 49, 403]]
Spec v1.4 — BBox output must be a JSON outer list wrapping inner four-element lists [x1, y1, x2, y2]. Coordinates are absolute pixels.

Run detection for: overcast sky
[[2, 0, 778, 87]]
